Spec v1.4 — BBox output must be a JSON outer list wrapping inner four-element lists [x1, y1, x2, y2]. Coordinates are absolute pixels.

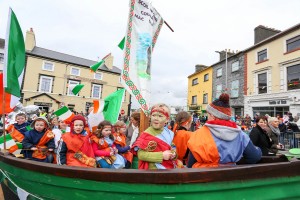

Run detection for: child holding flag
[[6, 113, 31, 143]]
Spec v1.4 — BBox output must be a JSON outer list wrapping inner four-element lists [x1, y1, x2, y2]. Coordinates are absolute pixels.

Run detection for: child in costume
[[91, 120, 126, 169], [187, 93, 262, 168], [22, 116, 55, 163], [132, 103, 181, 169], [113, 121, 133, 168], [172, 111, 193, 165], [6, 113, 30, 143], [57, 115, 96, 168]]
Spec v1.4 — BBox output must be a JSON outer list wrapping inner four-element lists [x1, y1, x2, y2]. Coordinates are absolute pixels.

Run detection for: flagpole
[[164, 21, 174, 32], [2, 85, 6, 152], [139, 110, 149, 135]]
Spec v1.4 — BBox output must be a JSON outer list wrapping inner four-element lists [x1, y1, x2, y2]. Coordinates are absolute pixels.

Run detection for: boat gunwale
[[1, 153, 300, 184]]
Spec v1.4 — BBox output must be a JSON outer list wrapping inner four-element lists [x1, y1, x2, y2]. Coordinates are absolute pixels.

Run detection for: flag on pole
[[90, 60, 105, 72], [0, 134, 18, 153], [0, 8, 25, 114], [70, 84, 84, 95], [0, 73, 17, 113], [121, 0, 164, 115], [118, 37, 125, 50], [54, 106, 75, 124], [3, 8, 25, 97], [88, 88, 125, 131]]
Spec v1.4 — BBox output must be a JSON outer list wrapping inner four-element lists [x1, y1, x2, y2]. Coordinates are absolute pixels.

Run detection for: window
[[92, 84, 102, 98], [94, 72, 103, 80], [70, 67, 80, 76], [216, 68, 222, 77], [258, 72, 267, 94], [204, 74, 209, 82], [231, 80, 239, 98], [192, 78, 198, 85], [203, 93, 208, 104], [192, 95, 197, 105], [0, 53, 4, 63], [68, 80, 80, 96], [39, 76, 53, 93], [231, 61, 239, 72], [216, 84, 222, 99], [257, 49, 267, 62], [42, 61, 54, 71], [287, 64, 300, 90], [287, 35, 300, 52]]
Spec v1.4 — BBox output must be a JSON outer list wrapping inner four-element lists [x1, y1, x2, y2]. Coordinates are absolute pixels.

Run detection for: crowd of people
[[1, 92, 299, 169]]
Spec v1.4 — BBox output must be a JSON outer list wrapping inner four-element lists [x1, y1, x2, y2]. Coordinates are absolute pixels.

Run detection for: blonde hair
[[114, 121, 126, 133], [150, 103, 171, 118]]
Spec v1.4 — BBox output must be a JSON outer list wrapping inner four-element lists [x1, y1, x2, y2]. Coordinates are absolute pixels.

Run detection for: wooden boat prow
[[1, 152, 300, 199]]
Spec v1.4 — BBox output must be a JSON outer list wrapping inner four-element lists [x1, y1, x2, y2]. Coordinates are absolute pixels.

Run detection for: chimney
[[25, 28, 36, 51], [254, 25, 281, 44], [195, 64, 208, 72], [102, 53, 113, 70], [217, 49, 236, 61]]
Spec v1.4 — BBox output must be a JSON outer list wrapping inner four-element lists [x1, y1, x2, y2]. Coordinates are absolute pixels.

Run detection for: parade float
[[1, 1, 300, 199], [0, 152, 300, 200]]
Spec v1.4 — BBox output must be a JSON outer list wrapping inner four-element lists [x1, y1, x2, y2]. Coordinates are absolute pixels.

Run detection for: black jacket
[[249, 126, 273, 156]]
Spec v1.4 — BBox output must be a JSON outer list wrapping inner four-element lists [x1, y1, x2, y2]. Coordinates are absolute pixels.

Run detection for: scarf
[[269, 124, 280, 136]]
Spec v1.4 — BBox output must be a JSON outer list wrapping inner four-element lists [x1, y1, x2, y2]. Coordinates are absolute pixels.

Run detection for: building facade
[[244, 24, 300, 117], [187, 65, 213, 115], [22, 28, 130, 115], [212, 50, 245, 117]]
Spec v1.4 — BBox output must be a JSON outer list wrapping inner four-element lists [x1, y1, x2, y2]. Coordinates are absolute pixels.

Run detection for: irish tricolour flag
[[54, 106, 75, 124], [88, 89, 125, 131], [0, 8, 25, 114], [0, 134, 18, 153]]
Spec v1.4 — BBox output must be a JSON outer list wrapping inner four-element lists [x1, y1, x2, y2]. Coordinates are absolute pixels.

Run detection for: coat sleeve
[[22, 132, 34, 149], [115, 143, 130, 153], [56, 139, 67, 165], [92, 142, 111, 157], [243, 140, 262, 164], [187, 152, 197, 168]]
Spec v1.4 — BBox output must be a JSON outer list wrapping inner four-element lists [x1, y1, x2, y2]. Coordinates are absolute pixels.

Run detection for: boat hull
[[1, 154, 300, 200]]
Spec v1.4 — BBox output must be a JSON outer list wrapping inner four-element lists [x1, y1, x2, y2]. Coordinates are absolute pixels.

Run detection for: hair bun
[[219, 93, 230, 104]]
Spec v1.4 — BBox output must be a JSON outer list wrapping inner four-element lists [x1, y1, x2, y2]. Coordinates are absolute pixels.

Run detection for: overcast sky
[[1, 0, 300, 109]]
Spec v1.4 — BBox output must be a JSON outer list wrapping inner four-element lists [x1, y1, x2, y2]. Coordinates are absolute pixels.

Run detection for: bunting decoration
[[90, 60, 105, 72], [121, 0, 164, 115]]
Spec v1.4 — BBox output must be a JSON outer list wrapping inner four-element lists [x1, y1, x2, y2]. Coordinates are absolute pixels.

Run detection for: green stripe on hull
[[1, 162, 300, 200]]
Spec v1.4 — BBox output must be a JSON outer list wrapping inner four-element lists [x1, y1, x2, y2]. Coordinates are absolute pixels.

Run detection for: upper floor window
[[94, 72, 103, 80], [216, 68, 222, 77], [192, 95, 197, 105], [204, 74, 209, 82], [286, 35, 300, 52], [203, 93, 208, 104], [0, 53, 4, 63], [39, 75, 53, 93], [42, 61, 54, 71], [216, 84, 222, 99], [92, 84, 102, 99], [231, 61, 239, 72], [287, 64, 300, 90], [70, 67, 80, 76], [231, 80, 239, 98], [192, 78, 198, 85], [68, 80, 80, 96], [258, 72, 267, 94], [257, 49, 267, 62]]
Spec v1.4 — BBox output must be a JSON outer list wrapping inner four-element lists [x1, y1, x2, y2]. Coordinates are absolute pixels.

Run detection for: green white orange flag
[[70, 84, 84, 95], [90, 60, 105, 72], [0, 134, 18, 153], [0, 8, 25, 114], [88, 88, 125, 131], [54, 106, 75, 124], [121, 0, 164, 115]]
